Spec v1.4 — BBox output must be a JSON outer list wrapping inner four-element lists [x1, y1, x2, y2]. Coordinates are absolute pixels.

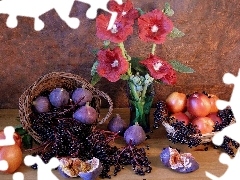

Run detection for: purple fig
[[72, 88, 93, 106], [107, 114, 127, 134], [73, 104, 98, 124], [33, 96, 51, 113], [49, 88, 70, 108], [160, 146, 199, 173], [58, 157, 92, 178], [124, 123, 146, 145], [79, 157, 103, 180]]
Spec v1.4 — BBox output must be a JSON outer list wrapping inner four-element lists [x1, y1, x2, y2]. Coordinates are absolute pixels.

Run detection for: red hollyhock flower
[[138, 9, 173, 44], [96, 14, 133, 43], [160, 68, 177, 85], [108, 0, 139, 24], [139, 54, 176, 84], [97, 47, 129, 82]]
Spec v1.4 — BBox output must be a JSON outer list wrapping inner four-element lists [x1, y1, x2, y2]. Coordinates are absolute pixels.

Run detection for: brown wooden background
[[0, 0, 239, 109]]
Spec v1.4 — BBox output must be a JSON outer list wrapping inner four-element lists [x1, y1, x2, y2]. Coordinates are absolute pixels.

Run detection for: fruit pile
[[154, 91, 238, 156], [22, 86, 151, 179]]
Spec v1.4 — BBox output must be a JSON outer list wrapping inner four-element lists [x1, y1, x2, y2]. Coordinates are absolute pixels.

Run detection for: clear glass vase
[[127, 81, 155, 133]]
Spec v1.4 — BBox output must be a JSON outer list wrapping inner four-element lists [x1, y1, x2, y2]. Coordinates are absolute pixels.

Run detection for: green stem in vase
[[128, 81, 140, 101]]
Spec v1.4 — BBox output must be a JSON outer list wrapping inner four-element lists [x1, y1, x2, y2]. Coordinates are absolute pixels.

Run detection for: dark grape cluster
[[153, 100, 169, 128], [213, 107, 239, 156], [28, 105, 151, 178], [167, 120, 202, 148], [153, 100, 202, 147]]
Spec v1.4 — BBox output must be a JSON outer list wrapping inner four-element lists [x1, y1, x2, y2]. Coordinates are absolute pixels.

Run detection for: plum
[[73, 105, 98, 124], [107, 114, 127, 135], [160, 146, 199, 173], [32, 96, 51, 113], [49, 88, 70, 108], [72, 88, 93, 106], [124, 123, 146, 145]]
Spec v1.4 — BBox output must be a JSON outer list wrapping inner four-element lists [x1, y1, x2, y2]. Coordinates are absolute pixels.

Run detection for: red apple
[[207, 112, 222, 124], [191, 117, 214, 134], [170, 112, 190, 126], [166, 92, 187, 113]]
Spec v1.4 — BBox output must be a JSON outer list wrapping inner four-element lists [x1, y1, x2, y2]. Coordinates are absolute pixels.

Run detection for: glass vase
[[127, 81, 155, 133]]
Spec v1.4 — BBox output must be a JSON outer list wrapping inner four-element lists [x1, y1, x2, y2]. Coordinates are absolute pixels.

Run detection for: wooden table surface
[[0, 109, 227, 180]]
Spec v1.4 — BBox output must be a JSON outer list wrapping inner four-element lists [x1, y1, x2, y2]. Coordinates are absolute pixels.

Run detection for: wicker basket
[[162, 118, 236, 144], [19, 72, 113, 143]]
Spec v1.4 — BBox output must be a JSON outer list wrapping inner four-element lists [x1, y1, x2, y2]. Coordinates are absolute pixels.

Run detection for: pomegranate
[[191, 117, 214, 134], [166, 92, 187, 113], [208, 94, 219, 113], [0, 144, 23, 174], [170, 112, 190, 126], [207, 112, 222, 124], [187, 92, 211, 117]]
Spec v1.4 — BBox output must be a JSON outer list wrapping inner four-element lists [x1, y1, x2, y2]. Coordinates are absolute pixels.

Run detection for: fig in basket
[[73, 104, 98, 124], [72, 87, 93, 106], [160, 146, 199, 173], [49, 88, 70, 108], [32, 96, 51, 113]]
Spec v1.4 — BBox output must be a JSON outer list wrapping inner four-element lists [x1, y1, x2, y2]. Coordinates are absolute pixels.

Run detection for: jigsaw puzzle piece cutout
[[212, 70, 240, 145], [0, 126, 15, 146], [0, 159, 8, 171], [76, 0, 122, 30], [0, 0, 80, 31], [24, 155, 60, 180], [12, 172, 24, 180], [206, 149, 240, 180]]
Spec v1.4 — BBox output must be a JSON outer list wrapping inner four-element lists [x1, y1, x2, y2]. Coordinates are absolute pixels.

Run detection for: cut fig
[[160, 146, 199, 173]]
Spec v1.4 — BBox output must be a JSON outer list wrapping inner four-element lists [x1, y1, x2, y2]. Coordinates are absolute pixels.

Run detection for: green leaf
[[22, 134, 33, 149], [15, 126, 28, 136], [130, 57, 147, 74], [169, 60, 195, 73], [121, 74, 129, 81], [136, 8, 145, 15], [169, 27, 185, 38], [162, 2, 174, 16], [91, 73, 101, 86], [103, 40, 110, 49]]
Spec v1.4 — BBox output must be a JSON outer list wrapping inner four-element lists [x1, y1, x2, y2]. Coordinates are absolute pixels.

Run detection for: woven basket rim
[[162, 119, 236, 144], [19, 71, 113, 143]]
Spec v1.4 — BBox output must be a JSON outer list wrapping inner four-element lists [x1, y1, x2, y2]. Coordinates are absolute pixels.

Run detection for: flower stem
[[128, 81, 139, 101], [119, 42, 131, 61], [151, 43, 157, 54]]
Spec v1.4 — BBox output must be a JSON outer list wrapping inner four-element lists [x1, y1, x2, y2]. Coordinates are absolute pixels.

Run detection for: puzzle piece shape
[[206, 69, 240, 179], [0, 126, 15, 147], [12, 172, 24, 180], [0, 0, 79, 31], [0, 0, 122, 31], [76, 0, 122, 30], [24, 155, 60, 180], [206, 149, 240, 180], [212, 69, 240, 146]]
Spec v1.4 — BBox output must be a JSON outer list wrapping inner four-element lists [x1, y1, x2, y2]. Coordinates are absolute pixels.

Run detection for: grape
[[49, 88, 70, 108], [72, 88, 93, 106]]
